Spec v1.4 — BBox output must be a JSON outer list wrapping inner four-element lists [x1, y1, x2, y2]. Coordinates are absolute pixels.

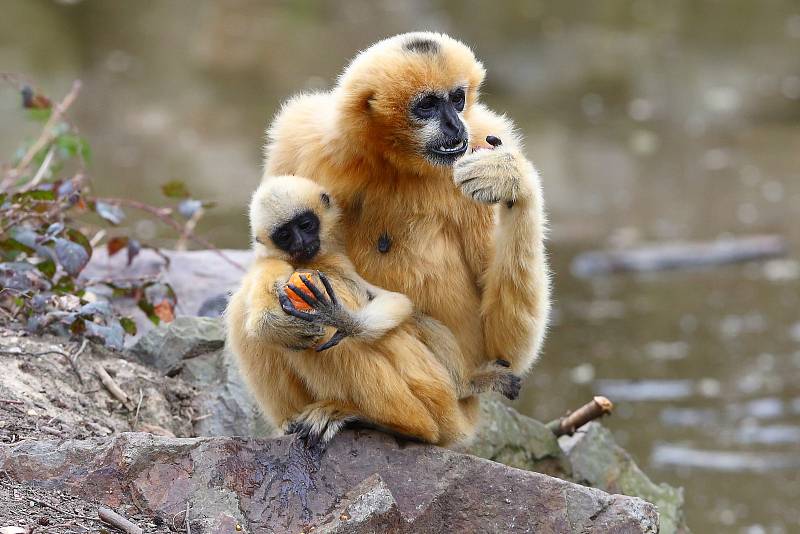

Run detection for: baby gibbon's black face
[[271, 210, 321, 262], [411, 87, 469, 166]]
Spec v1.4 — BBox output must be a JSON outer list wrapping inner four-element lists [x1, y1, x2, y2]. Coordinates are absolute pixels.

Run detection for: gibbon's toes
[[499, 373, 522, 400], [315, 330, 347, 352]]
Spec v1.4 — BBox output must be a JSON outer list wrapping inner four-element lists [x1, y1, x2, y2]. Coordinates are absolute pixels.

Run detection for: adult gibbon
[[261, 32, 550, 428], [226, 175, 520, 445]]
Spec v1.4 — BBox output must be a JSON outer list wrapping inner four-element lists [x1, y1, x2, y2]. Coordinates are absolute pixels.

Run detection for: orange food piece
[[284, 270, 321, 312]]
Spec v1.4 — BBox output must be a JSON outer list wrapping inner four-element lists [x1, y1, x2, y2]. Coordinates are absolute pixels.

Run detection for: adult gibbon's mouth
[[429, 138, 469, 157]]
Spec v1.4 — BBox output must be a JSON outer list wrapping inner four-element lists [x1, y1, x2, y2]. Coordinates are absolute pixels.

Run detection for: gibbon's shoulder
[[266, 91, 335, 146]]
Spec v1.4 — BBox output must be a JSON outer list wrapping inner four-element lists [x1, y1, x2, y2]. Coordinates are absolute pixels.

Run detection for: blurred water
[[2, 1, 800, 531]]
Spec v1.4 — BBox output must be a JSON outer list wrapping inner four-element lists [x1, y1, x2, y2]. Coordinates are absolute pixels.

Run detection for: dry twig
[[547, 396, 614, 437], [98, 506, 143, 534], [94, 362, 133, 410], [90, 196, 244, 271]]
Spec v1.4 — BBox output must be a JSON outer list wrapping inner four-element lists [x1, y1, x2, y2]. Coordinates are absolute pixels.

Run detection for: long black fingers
[[301, 274, 329, 304], [315, 330, 347, 352], [316, 271, 339, 307], [286, 283, 319, 308], [279, 292, 317, 321]]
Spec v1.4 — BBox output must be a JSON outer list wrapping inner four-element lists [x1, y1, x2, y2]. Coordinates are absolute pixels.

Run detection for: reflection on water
[[2, 1, 800, 531]]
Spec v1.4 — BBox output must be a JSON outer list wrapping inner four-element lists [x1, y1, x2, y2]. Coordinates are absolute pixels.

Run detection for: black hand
[[279, 291, 316, 321]]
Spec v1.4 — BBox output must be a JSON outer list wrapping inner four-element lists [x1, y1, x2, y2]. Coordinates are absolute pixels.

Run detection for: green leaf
[[27, 108, 52, 122], [161, 180, 190, 198], [0, 238, 35, 256], [12, 189, 56, 203], [52, 275, 75, 293], [137, 297, 160, 326], [36, 258, 56, 279], [119, 316, 137, 336], [55, 134, 91, 162]]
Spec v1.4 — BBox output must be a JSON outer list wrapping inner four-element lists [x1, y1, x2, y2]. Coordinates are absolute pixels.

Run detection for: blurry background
[[2, 1, 799, 531]]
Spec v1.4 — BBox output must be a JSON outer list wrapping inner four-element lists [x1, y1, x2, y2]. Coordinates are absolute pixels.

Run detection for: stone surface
[[0, 328, 196, 441], [129, 316, 226, 375], [79, 251, 688, 530], [463, 396, 572, 477], [0, 431, 659, 533], [128, 316, 271, 438], [123, 314, 688, 531], [562, 422, 688, 534]]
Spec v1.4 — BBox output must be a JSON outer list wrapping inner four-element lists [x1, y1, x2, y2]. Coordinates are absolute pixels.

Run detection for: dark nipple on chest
[[377, 232, 392, 254]]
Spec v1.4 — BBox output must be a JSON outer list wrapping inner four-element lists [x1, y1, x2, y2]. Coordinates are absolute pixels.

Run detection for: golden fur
[[238, 31, 550, 442], [227, 176, 516, 445]]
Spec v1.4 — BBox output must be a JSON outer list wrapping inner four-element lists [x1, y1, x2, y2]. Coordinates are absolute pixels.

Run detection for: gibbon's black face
[[411, 87, 469, 166], [270, 210, 321, 262]]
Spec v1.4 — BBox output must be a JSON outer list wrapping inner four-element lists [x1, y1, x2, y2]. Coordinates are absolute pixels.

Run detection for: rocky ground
[[0, 250, 689, 533]]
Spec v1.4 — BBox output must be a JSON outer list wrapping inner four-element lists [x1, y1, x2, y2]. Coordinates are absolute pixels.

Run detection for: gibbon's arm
[[240, 260, 327, 350], [349, 274, 414, 341], [282, 271, 413, 350], [455, 103, 551, 375]]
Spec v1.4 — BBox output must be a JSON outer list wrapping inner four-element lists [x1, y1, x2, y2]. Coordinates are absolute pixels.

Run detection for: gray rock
[[129, 316, 225, 375], [187, 348, 273, 438], [561, 422, 689, 534], [0, 431, 659, 533], [462, 395, 572, 477]]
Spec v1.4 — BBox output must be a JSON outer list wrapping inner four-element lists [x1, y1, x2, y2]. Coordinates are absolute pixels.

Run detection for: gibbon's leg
[[415, 315, 521, 401], [455, 104, 551, 376], [285, 399, 361, 446], [464, 359, 522, 400], [286, 339, 454, 444], [225, 292, 315, 429]]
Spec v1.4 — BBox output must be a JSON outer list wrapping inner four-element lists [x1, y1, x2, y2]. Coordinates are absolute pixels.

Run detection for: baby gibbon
[[226, 175, 518, 446]]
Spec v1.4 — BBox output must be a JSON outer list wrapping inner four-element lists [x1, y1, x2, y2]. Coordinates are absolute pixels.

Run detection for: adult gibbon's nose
[[440, 104, 465, 139]]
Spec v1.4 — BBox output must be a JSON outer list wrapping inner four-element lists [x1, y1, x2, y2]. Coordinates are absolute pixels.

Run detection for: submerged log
[[571, 234, 787, 277]]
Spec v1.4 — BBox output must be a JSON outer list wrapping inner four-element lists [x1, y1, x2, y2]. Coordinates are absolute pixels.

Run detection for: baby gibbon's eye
[[299, 216, 318, 232], [276, 229, 291, 243], [413, 94, 439, 119], [450, 88, 465, 111]]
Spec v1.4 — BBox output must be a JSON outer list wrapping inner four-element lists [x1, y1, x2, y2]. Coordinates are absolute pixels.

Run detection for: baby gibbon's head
[[249, 175, 340, 263], [336, 32, 486, 169]]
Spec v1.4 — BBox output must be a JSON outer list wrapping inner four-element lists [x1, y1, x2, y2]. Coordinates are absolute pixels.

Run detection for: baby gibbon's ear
[[320, 193, 331, 208]]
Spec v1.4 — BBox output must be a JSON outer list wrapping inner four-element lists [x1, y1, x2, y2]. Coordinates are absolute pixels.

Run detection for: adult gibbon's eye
[[275, 229, 291, 244], [451, 88, 465, 111], [413, 95, 439, 119], [300, 219, 317, 232]]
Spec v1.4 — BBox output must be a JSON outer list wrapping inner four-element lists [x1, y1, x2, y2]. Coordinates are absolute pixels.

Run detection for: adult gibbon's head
[[249, 176, 340, 263], [336, 32, 486, 170]]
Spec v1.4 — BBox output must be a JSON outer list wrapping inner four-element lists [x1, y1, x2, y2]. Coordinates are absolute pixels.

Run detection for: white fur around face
[[249, 175, 341, 260]]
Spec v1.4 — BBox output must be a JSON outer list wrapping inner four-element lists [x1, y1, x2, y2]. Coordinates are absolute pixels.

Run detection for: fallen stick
[[547, 396, 614, 437], [94, 362, 133, 410], [0, 398, 24, 405], [98, 506, 143, 534]]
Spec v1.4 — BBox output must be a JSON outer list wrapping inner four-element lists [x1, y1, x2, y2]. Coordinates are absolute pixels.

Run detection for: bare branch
[[2, 80, 82, 189]]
